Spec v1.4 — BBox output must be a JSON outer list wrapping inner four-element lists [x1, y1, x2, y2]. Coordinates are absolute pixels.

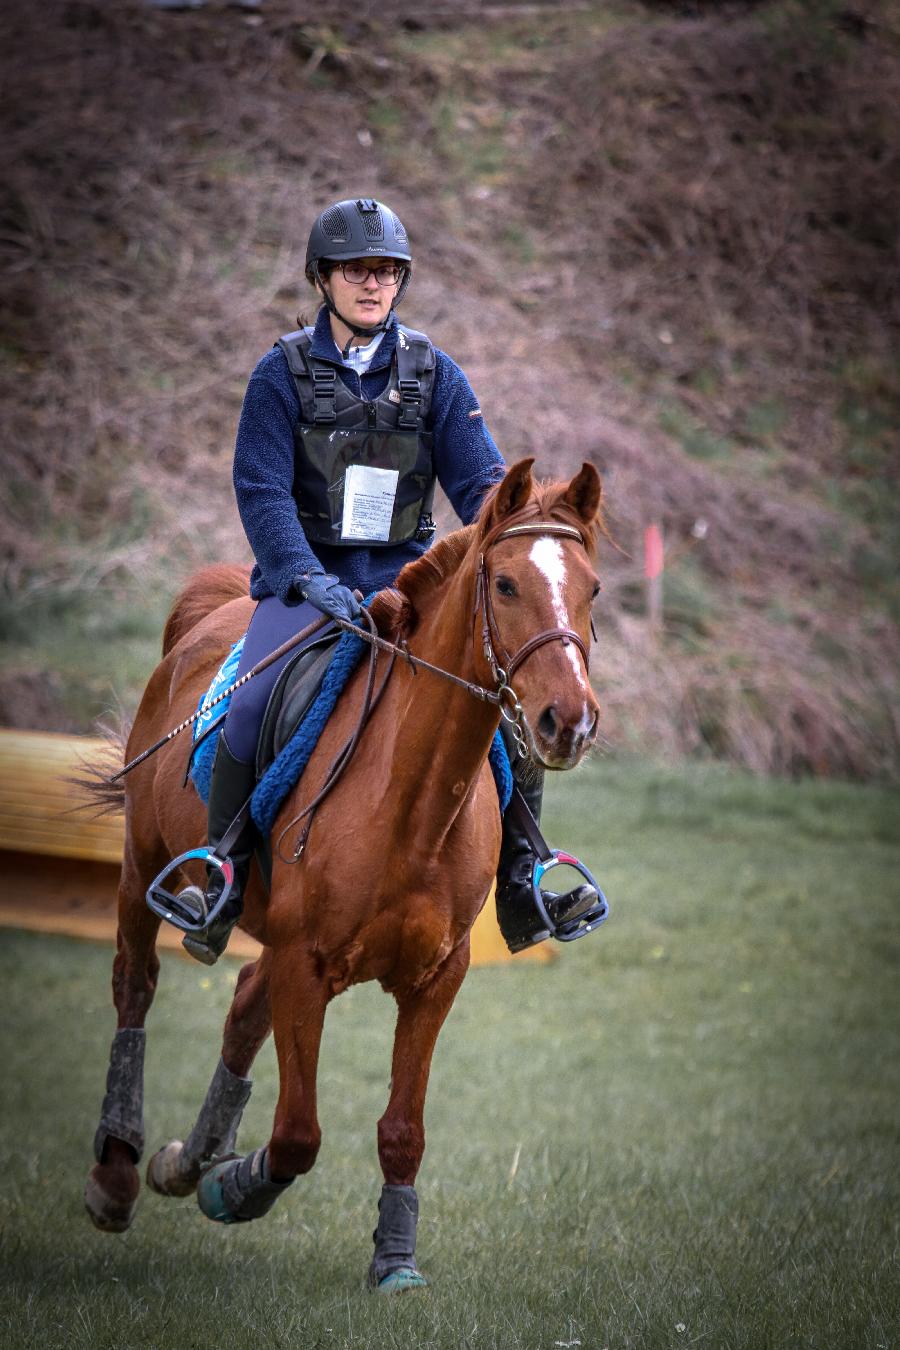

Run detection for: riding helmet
[[305, 198, 412, 281]]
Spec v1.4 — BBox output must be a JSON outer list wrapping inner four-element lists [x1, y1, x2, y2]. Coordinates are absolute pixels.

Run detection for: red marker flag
[[644, 523, 664, 580]]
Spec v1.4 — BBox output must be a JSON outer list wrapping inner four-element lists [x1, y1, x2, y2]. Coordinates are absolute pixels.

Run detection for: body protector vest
[[276, 324, 437, 549]]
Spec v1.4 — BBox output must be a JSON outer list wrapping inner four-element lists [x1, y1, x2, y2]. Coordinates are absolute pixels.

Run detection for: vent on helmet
[[391, 213, 408, 245], [361, 209, 385, 241], [321, 206, 350, 241]]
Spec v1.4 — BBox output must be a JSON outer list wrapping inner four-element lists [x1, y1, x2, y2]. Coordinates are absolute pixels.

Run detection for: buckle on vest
[[312, 369, 336, 424], [398, 378, 421, 427]]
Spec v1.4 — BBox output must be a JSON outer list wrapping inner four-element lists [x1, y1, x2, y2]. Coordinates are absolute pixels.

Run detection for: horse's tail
[[66, 712, 132, 816], [162, 563, 251, 656]]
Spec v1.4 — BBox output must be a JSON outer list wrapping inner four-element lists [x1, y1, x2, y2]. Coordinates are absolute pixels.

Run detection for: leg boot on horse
[[85, 851, 163, 1232], [147, 953, 272, 1196], [195, 946, 327, 1226], [180, 736, 257, 965], [494, 724, 602, 953]]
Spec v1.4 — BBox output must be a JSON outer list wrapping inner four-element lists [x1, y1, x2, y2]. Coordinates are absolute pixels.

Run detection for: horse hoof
[[146, 1140, 197, 1197], [372, 1268, 429, 1294], [84, 1167, 139, 1233], [196, 1159, 241, 1224]]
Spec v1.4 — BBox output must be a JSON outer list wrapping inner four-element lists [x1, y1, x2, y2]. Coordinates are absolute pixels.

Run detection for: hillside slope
[[1, 0, 897, 776]]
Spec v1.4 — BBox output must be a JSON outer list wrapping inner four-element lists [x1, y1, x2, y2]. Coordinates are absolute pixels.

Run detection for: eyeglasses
[[336, 261, 404, 287]]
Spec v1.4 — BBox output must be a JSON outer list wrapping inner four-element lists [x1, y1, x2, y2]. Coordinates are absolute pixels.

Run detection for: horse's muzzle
[[532, 701, 599, 769]]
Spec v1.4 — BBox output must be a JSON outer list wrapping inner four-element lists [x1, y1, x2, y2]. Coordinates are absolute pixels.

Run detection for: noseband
[[475, 521, 592, 756]]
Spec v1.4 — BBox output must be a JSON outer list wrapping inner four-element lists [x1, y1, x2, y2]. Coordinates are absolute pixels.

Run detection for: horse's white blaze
[[528, 537, 591, 702]]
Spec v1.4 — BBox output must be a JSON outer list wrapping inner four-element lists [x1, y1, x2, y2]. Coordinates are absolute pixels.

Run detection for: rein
[[110, 520, 592, 785]]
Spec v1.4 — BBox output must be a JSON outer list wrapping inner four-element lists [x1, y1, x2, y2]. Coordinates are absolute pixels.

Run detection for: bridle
[[474, 521, 592, 758]]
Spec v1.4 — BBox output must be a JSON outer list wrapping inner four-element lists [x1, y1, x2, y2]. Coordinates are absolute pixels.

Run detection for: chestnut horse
[[84, 458, 602, 1290]]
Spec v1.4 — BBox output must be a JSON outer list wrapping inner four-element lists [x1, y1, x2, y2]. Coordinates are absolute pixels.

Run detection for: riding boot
[[180, 736, 258, 966], [494, 728, 600, 954]]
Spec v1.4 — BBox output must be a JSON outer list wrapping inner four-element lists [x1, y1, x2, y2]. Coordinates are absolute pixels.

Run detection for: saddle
[[255, 630, 341, 778]]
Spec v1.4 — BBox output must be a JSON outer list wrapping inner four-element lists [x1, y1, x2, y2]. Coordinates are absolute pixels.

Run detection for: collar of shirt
[[339, 330, 385, 374]]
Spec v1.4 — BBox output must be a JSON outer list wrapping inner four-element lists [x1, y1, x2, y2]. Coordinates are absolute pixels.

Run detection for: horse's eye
[[495, 576, 517, 599], [592, 581, 602, 600]]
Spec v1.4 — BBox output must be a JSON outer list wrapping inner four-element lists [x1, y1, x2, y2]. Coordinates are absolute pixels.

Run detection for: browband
[[494, 523, 585, 544]]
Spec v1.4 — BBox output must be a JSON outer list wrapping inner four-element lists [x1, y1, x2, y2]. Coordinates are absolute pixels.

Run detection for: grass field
[[1, 758, 898, 1349]]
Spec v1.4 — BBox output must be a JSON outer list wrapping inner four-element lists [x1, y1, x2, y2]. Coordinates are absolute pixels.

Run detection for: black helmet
[[305, 198, 413, 341], [305, 198, 412, 280]]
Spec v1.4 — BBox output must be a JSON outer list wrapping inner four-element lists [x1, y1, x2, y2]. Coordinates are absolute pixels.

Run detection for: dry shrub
[[0, 0, 897, 780], [0, 0, 363, 598], [533, 3, 899, 392]]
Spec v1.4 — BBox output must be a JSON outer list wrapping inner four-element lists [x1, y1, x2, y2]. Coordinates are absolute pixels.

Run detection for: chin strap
[[312, 262, 410, 353]]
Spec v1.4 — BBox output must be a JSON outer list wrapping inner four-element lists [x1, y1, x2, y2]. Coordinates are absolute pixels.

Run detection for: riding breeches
[[222, 595, 327, 766]]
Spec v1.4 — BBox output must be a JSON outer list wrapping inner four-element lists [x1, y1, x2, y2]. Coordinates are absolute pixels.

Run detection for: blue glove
[[295, 571, 362, 624]]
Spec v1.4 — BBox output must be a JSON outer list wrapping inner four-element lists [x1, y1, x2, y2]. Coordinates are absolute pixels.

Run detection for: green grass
[[0, 583, 170, 728], [1, 760, 898, 1348]]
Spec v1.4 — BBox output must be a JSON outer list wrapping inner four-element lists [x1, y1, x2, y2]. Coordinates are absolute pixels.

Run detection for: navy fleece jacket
[[233, 307, 506, 602]]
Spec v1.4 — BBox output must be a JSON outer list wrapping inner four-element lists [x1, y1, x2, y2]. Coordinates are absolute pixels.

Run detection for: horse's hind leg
[[85, 852, 162, 1233], [147, 950, 273, 1197], [370, 939, 471, 1292]]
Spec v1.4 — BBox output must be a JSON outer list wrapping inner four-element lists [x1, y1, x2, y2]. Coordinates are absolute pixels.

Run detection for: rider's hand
[[294, 571, 362, 624]]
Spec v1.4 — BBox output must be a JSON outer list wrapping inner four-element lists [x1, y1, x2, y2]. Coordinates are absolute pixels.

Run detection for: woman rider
[[179, 197, 600, 964]]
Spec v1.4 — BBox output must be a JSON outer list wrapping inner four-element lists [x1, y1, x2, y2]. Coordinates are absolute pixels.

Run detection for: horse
[[84, 456, 603, 1290]]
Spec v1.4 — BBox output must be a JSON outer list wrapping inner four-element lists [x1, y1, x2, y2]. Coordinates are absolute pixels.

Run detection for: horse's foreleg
[[195, 945, 328, 1225], [85, 856, 162, 1233], [147, 951, 273, 1198], [370, 938, 471, 1292]]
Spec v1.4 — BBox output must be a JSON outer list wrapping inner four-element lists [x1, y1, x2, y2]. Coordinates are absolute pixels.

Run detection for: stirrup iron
[[146, 849, 235, 933], [533, 851, 609, 943]]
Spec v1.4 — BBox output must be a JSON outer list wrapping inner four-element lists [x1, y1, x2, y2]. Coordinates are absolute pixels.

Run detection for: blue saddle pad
[[190, 638, 244, 803]]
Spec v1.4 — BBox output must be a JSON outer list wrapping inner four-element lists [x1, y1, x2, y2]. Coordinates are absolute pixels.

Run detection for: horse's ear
[[564, 462, 602, 523], [491, 457, 535, 523]]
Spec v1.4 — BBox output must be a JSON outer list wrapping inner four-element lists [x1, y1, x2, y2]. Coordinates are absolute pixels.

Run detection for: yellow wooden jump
[[0, 729, 549, 964], [0, 730, 125, 863]]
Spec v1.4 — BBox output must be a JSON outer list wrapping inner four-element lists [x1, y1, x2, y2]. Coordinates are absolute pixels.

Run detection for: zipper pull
[[366, 400, 377, 428]]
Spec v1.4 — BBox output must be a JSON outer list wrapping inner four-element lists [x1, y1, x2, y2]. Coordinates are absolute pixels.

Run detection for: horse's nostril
[[537, 706, 559, 741]]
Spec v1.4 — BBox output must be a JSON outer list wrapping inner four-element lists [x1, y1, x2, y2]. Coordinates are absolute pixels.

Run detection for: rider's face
[[321, 260, 400, 331]]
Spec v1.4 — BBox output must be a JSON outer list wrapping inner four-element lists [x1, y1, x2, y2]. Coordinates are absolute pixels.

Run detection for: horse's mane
[[367, 473, 603, 641], [367, 529, 473, 640]]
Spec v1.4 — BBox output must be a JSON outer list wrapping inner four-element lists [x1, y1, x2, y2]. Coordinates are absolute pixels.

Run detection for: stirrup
[[533, 851, 609, 943], [146, 848, 235, 933]]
